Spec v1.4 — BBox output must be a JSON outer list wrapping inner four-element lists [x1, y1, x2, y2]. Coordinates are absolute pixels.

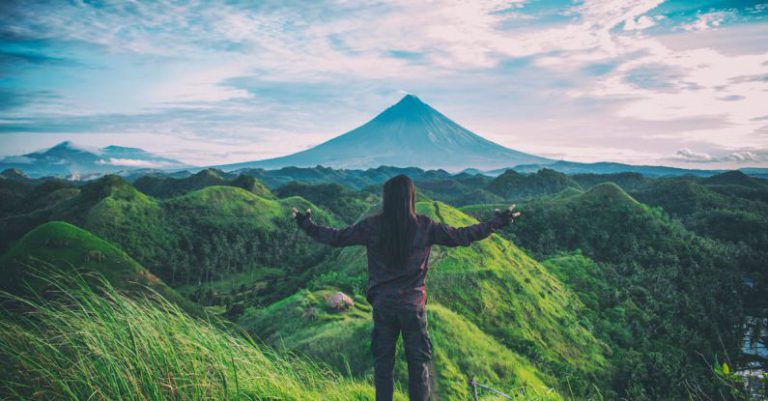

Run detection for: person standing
[[293, 174, 519, 401]]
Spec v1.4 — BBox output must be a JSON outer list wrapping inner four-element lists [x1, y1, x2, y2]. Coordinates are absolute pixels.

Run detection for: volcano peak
[[374, 94, 439, 123], [396, 94, 424, 105]]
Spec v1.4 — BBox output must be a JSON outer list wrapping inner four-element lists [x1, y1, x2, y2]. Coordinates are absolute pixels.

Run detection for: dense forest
[[0, 166, 766, 400]]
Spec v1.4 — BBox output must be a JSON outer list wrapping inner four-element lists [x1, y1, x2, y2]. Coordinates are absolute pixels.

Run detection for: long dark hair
[[379, 175, 417, 269]]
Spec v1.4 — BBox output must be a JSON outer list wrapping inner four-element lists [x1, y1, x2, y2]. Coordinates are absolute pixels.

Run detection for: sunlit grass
[[0, 269, 392, 401]]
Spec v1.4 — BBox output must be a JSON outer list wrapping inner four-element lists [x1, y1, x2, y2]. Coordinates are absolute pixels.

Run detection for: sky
[[1, 0, 767, 169]]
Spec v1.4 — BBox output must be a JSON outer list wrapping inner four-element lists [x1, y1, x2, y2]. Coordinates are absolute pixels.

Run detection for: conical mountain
[[221, 95, 552, 171]]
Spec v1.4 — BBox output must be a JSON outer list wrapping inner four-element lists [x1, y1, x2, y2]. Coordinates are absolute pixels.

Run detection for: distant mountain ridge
[[0, 141, 185, 178], [493, 160, 740, 177], [218, 95, 553, 171]]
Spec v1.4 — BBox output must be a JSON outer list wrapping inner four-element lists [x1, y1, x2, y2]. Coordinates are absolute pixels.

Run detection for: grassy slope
[[460, 183, 648, 261], [238, 289, 560, 401], [462, 183, 748, 400], [0, 272, 399, 401], [416, 201, 607, 388], [274, 181, 378, 224], [243, 201, 607, 399], [84, 185, 342, 303], [0, 221, 197, 313], [486, 168, 582, 200]]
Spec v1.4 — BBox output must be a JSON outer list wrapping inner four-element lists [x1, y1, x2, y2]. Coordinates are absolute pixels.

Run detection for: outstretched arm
[[430, 204, 520, 247], [292, 207, 368, 247]]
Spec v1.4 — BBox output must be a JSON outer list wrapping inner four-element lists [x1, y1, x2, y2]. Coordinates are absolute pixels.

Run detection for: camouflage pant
[[371, 305, 435, 401]]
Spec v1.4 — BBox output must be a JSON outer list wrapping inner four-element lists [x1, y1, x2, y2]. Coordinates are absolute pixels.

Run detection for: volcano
[[221, 95, 552, 171]]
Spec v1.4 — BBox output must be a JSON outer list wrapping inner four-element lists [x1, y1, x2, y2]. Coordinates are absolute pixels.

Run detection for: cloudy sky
[[1, 0, 767, 169]]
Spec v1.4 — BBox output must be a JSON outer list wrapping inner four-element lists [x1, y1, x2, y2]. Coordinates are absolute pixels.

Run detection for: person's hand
[[291, 207, 312, 225], [494, 204, 521, 226]]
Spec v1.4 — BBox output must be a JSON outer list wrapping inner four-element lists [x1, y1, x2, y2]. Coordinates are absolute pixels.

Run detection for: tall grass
[[0, 270, 392, 401]]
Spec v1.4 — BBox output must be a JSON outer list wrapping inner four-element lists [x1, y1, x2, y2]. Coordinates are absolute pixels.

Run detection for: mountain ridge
[[0, 141, 186, 178]]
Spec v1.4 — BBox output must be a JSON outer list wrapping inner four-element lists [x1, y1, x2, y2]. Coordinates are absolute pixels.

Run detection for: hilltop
[[0, 221, 195, 312], [487, 168, 581, 200], [133, 168, 274, 198]]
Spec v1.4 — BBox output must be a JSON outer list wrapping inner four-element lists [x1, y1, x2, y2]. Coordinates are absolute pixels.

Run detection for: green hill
[[414, 201, 606, 392], [570, 172, 649, 192], [549, 186, 584, 199], [631, 178, 768, 248], [703, 170, 766, 188], [0, 174, 78, 218], [275, 181, 378, 224], [133, 168, 274, 199], [410, 176, 490, 205], [631, 178, 720, 217], [0, 221, 195, 313], [467, 183, 650, 261], [454, 188, 505, 206], [0, 176, 340, 293], [463, 183, 747, 400], [487, 168, 581, 200]]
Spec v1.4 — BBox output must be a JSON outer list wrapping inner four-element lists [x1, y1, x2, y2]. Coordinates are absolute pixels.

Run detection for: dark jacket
[[299, 212, 507, 308]]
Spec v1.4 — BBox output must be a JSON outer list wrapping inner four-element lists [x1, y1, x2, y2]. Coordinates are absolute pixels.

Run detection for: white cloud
[[675, 148, 713, 161], [561, 28, 768, 152], [681, 11, 736, 32], [576, 0, 665, 31], [727, 150, 768, 162], [673, 147, 768, 163], [149, 63, 253, 105], [96, 158, 179, 168]]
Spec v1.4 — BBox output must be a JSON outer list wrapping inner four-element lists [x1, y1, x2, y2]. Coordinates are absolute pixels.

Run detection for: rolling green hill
[[133, 168, 274, 199], [462, 183, 748, 400], [570, 172, 649, 192], [703, 170, 767, 188], [0, 221, 196, 313], [0, 174, 78, 218], [631, 176, 768, 248], [0, 175, 340, 292], [275, 181, 378, 224], [487, 168, 582, 201]]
